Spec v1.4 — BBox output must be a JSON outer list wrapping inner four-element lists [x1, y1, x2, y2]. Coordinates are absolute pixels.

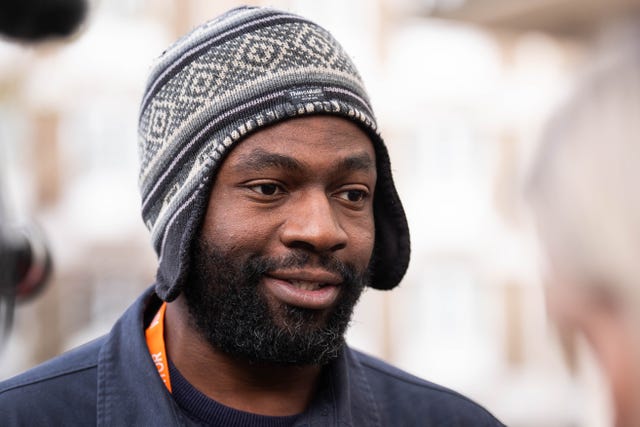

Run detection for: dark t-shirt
[[169, 359, 300, 427]]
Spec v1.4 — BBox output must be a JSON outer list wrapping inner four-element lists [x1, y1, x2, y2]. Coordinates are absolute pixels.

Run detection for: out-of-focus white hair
[[528, 26, 640, 313]]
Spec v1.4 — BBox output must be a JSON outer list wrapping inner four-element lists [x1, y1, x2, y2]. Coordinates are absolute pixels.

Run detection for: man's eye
[[337, 189, 368, 203], [249, 183, 282, 196]]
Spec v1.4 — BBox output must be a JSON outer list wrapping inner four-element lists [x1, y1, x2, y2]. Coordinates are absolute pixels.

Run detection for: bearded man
[[0, 7, 503, 426]]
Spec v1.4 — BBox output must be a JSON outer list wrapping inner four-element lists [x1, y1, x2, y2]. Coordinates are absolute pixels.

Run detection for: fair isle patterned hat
[[138, 6, 410, 301]]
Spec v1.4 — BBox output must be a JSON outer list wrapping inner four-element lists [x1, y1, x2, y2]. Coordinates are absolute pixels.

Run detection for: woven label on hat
[[286, 87, 327, 104]]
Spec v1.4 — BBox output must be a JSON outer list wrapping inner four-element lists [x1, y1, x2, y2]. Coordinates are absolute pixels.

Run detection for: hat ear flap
[[369, 139, 410, 290]]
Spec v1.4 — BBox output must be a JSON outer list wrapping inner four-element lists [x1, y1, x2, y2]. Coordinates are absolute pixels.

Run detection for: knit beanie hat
[[138, 6, 410, 302]]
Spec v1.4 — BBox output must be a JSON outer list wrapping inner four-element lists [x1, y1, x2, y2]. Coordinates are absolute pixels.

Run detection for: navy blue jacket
[[0, 287, 504, 426]]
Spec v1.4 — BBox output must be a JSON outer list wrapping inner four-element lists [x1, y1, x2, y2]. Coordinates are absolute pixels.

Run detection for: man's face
[[184, 115, 377, 365]]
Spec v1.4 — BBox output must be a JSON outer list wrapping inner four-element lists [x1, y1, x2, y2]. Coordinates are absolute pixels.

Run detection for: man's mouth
[[263, 269, 342, 309], [285, 280, 328, 291]]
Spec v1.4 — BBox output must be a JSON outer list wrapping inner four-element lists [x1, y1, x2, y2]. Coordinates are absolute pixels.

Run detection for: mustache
[[245, 251, 360, 285]]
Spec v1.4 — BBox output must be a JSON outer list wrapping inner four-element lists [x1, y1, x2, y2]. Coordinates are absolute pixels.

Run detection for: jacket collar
[[96, 286, 382, 426], [298, 346, 383, 427]]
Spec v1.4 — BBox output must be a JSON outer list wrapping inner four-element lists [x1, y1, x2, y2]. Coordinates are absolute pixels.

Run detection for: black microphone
[[0, 222, 53, 344], [0, 0, 87, 42], [0, 225, 52, 302]]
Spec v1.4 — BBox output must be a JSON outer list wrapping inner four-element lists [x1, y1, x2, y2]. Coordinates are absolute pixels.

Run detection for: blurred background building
[[1, 0, 638, 425]]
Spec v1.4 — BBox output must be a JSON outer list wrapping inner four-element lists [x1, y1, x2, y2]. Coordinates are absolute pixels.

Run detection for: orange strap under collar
[[145, 302, 172, 392]]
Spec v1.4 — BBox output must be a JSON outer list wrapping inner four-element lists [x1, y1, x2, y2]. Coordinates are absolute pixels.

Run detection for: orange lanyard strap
[[145, 301, 172, 393]]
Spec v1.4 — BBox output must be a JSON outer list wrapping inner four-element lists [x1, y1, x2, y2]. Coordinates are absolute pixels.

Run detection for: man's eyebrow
[[234, 149, 305, 173], [337, 152, 374, 172]]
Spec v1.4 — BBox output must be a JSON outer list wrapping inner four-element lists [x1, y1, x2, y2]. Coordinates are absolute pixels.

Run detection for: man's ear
[[546, 271, 623, 328], [546, 275, 632, 385], [545, 276, 588, 333]]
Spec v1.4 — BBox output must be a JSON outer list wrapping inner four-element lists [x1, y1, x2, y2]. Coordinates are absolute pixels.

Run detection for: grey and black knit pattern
[[137, 6, 410, 301]]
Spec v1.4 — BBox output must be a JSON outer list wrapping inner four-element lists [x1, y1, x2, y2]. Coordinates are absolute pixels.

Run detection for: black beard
[[182, 237, 369, 366]]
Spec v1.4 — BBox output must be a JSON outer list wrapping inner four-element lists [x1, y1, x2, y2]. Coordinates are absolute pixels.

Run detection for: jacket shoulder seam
[[0, 362, 97, 395], [358, 358, 495, 412], [359, 358, 504, 424]]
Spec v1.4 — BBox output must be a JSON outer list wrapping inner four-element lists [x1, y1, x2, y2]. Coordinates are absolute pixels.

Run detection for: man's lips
[[263, 269, 342, 310]]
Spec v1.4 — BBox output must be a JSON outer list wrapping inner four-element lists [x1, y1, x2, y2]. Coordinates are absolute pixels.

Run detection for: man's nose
[[280, 191, 348, 253]]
